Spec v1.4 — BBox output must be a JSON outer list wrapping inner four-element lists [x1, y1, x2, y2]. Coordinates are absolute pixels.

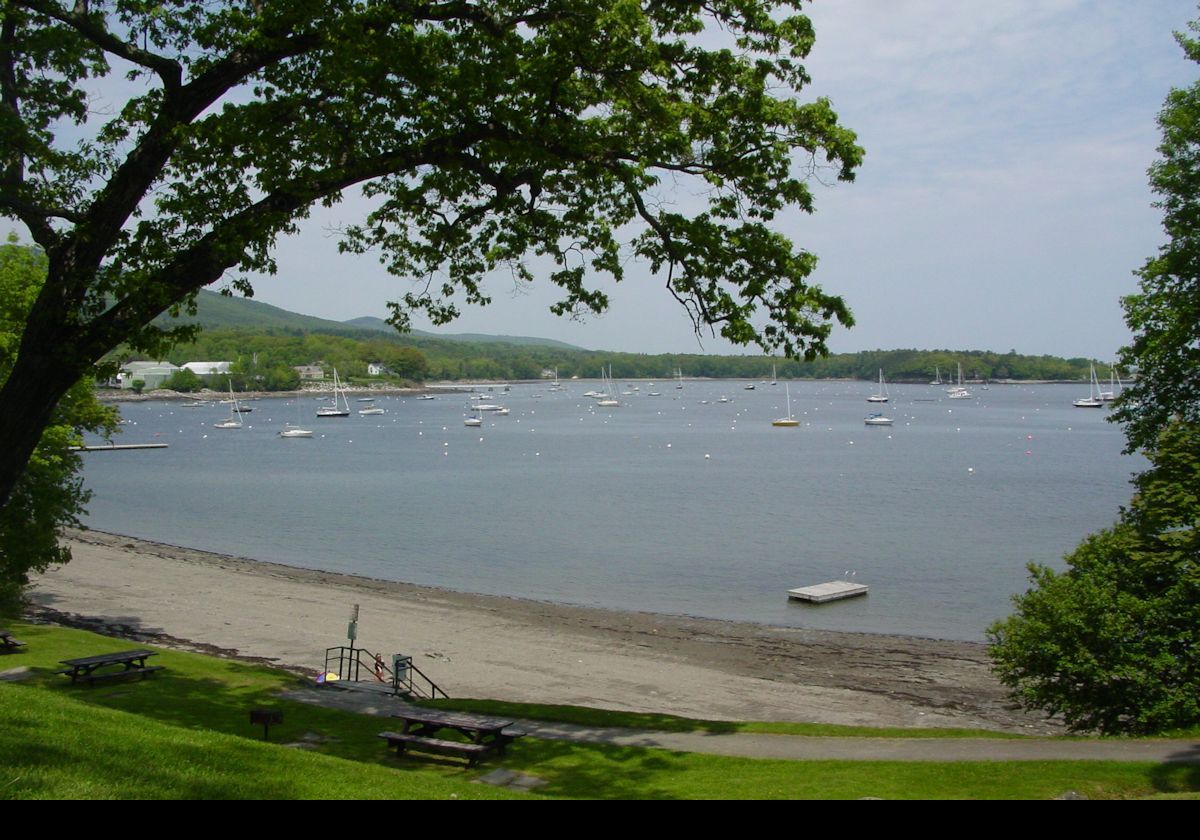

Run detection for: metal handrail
[[322, 646, 447, 699]]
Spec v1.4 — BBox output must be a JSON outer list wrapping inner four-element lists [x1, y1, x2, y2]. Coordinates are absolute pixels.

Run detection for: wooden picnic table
[[379, 708, 526, 766], [59, 649, 163, 685]]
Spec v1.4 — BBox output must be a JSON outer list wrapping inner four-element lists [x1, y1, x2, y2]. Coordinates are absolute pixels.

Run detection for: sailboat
[[1073, 364, 1105, 408], [771, 364, 777, 386], [772, 383, 800, 427], [1099, 368, 1121, 402], [597, 365, 620, 406], [316, 369, 351, 417], [866, 369, 889, 403], [213, 381, 243, 429], [947, 363, 972, 399], [675, 367, 684, 390], [931, 366, 942, 386], [279, 398, 313, 437]]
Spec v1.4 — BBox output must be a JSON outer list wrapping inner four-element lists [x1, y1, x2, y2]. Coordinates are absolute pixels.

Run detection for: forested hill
[[145, 291, 1110, 385]]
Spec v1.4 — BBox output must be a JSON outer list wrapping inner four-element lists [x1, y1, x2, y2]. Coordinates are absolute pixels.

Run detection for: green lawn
[[2, 621, 1197, 799]]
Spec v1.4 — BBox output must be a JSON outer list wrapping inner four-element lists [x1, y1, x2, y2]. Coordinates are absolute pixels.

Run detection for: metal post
[[347, 603, 359, 681]]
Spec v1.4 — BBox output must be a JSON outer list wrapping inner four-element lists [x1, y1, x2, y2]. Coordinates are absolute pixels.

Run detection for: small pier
[[72, 443, 169, 451], [787, 580, 869, 603]]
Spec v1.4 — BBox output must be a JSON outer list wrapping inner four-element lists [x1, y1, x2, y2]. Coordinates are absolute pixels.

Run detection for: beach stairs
[[322, 646, 448, 700]]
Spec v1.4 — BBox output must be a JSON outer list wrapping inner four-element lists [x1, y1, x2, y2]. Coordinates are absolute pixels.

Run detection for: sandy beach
[[28, 530, 1059, 734]]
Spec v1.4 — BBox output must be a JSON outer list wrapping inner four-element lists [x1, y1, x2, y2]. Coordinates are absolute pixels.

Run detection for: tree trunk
[[0, 326, 86, 511]]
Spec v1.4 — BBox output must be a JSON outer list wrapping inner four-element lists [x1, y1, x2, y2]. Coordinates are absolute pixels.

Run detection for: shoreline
[[29, 529, 1061, 734]]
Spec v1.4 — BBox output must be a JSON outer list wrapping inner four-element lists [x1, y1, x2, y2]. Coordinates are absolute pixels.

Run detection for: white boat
[[464, 412, 483, 427], [675, 368, 684, 390], [771, 364, 777, 386], [213, 381, 243, 429], [744, 382, 756, 390], [1073, 364, 1105, 408], [866, 369, 889, 403], [495, 407, 510, 416], [416, 394, 436, 401], [864, 412, 893, 426], [279, 398, 314, 437], [317, 369, 351, 417], [931, 366, 942, 386], [1099, 368, 1121, 402], [947, 363, 972, 399], [358, 406, 384, 415], [596, 366, 620, 406], [772, 383, 800, 427], [471, 403, 503, 411]]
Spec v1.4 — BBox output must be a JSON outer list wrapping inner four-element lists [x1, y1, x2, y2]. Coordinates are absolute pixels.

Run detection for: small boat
[[317, 369, 351, 417], [358, 406, 384, 415], [867, 369, 889, 403], [416, 394, 436, 401], [947, 363, 972, 399], [213, 381, 243, 429], [279, 426, 313, 438], [864, 412, 893, 426], [772, 384, 800, 427], [464, 413, 483, 427], [1073, 364, 1106, 408]]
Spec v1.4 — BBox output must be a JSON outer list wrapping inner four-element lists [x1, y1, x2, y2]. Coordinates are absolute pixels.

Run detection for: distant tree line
[[114, 327, 1111, 390]]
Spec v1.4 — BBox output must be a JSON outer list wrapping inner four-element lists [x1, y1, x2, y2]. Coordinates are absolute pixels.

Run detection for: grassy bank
[[1, 621, 1196, 799]]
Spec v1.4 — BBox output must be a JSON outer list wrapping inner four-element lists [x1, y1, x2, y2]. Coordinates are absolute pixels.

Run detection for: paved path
[[285, 686, 1200, 763]]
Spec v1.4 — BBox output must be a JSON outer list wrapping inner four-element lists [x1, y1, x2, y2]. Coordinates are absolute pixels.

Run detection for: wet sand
[[28, 530, 1059, 734]]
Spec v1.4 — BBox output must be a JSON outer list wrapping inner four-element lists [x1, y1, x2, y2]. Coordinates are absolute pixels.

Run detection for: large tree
[[988, 420, 1200, 734], [0, 0, 862, 515], [1113, 19, 1200, 451], [0, 239, 116, 611], [989, 18, 1200, 733]]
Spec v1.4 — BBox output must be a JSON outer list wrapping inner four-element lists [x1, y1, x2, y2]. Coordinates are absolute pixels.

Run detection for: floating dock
[[72, 443, 169, 451], [787, 580, 869, 603]]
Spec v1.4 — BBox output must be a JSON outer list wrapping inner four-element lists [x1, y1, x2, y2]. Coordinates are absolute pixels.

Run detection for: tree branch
[[14, 0, 182, 90]]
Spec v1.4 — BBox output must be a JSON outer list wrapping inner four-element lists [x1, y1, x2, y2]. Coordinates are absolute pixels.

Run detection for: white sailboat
[[772, 383, 799, 427], [1099, 368, 1121, 402], [947, 363, 972, 399], [866, 369, 889, 403], [597, 365, 620, 406], [864, 412, 894, 426], [1073, 364, 1105, 408], [213, 381, 243, 429], [771, 364, 777, 386], [316, 369, 351, 417]]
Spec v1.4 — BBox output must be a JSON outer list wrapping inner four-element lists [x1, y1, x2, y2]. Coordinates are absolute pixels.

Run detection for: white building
[[181, 361, 232, 376], [117, 361, 180, 390]]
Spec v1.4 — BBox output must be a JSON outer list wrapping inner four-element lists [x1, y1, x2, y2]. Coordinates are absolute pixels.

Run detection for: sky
[[44, 2, 1200, 361]]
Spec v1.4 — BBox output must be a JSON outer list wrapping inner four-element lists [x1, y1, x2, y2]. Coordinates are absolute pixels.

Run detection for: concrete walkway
[[285, 686, 1200, 763]]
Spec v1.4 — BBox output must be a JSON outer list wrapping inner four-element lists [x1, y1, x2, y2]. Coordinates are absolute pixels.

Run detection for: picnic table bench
[[0, 630, 25, 652], [58, 649, 163, 685], [380, 708, 527, 767]]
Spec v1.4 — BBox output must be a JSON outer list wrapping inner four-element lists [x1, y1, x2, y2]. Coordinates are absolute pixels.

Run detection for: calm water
[[80, 380, 1141, 641]]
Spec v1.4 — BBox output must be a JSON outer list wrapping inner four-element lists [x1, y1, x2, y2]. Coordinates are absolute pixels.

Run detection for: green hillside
[[156, 291, 581, 349]]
